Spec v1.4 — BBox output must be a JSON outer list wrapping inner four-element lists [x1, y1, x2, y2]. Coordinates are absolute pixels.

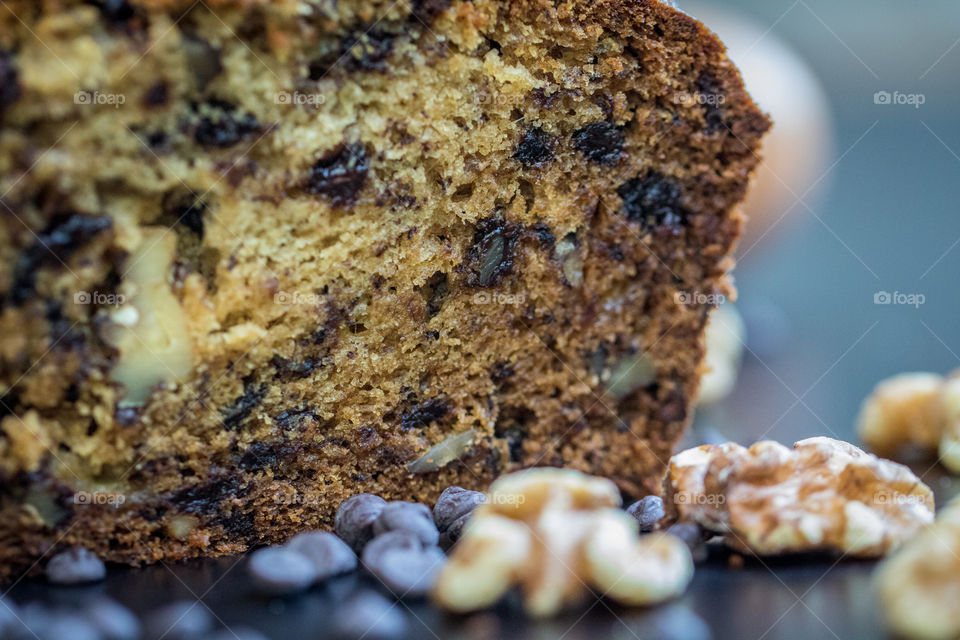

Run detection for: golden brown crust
[[0, 0, 768, 579]]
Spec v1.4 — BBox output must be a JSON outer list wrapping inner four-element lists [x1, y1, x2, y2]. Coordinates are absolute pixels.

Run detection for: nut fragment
[[407, 430, 477, 474], [857, 372, 946, 458], [696, 304, 745, 406], [937, 377, 960, 473], [432, 468, 693, 617], [876, 497, 960, 640], [432, 513, 532, 612], [857, 371, 960, 475], [584, 511, 693, 606], [106, 228, 194, 406], [626, 495, 666, 532], [667, 437, 934, 556]]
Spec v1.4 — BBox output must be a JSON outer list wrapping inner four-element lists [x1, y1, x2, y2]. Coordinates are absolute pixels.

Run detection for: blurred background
[[680, 1, 960, 482]]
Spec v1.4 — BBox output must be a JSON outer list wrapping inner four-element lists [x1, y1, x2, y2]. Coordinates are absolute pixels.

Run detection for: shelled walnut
[[857, 372, 946, 458], [877, 496, 960, 640], [667, 437, 934, 556], [432, 468, 693, 617], [857, 371, 960, 474]]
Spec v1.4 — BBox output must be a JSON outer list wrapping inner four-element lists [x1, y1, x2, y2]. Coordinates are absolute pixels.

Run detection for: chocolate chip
[[373, 502, 439, 546], [634, 603, 712, 640], [309, 31, 396, 80], [626, 496, 665, 533], [330, 591, 408, 640], [617, 171, 688, 232], [412, 0, 453, 22], [302, 143, 369, 207], [361, 530, 445, 597], [433, 486, 485, 532], [0, 597, 19, 634], [142, 81, 168, 108], [269, 354, 320, 380], [82, 596, 141, 640], [146, 130, 168, 149], [12, 602, 48, 639], [439, 513, 471, 549], [532, 222, 554, 248], [85, 0, 139, 26], [144, 601, 213, 640], [463, 217, 518, 287], [193, 99, 261, 149], [696, 71, 727, 133], [0, 49, 21, 111], [45, 547, 106, 584], [400, 397, 450, 431], [658, 387, 688, 422], [335, 493, 387, 552], [247, 546, 318, 595], [572, 122, 624, 165], [221, 379, 266, 432], [362, 528, 421, 564], [285, 530, 357, 581], [161, 190, 207, 237], [342, 31, 396, 72], [19, 607, 100, 640], [418, 271, 449, 317], [513, 127, 554, 167], [666, 522, 708, 563]]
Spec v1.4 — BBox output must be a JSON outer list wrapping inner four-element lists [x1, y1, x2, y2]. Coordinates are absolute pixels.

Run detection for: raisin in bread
[[0, 0, 769, 577]]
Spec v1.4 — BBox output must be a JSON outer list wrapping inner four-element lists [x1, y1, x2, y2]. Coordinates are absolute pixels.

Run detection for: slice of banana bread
[[0, 0, 768, 577]]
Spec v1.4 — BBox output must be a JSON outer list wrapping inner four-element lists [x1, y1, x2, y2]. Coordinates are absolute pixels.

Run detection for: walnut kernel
[[668, 437, 934, 556], [877, 497, 960, 640], [857, 372, 945, 458], [432, 468, 693, 617]]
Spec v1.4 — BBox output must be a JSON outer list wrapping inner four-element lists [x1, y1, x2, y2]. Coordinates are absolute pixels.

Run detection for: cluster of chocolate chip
[[242, 486, 487, 600], [27, 547, 266, 639], [335, 487, 486, 597]]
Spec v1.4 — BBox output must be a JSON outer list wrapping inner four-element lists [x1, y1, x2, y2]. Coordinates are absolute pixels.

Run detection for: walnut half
[[432, 468, 694, 617], [667, 437, 934, 557], [876, 496, 960, 640], [856, 370, 960, 476]]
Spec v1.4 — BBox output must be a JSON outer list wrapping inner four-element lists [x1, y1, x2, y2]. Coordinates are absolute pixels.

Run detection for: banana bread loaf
[[0, 0, 768, 578]]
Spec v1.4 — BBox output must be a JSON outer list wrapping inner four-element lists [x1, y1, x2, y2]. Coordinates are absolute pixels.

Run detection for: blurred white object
[[682, 3, 834, 253], [697, 305, 746, 406]]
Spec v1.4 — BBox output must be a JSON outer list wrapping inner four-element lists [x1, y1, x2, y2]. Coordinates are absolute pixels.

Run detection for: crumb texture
[[0, 0, 768, 576]]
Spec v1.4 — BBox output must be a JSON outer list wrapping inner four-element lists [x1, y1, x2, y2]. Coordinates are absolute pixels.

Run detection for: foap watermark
[[473, 91, 524, 107], [272, 490, 323, 507], [474, 493, 527, 510], [274, 291, 322, 306], [874, 491, 928, 507], [674, 91, 726, 108], [275, 91, 327, 106], [675, 291, 726, 306], [74, 490, 126, 507], [874, 290, 925, 308], [673, 491, 725, 506], [473, 291, 526, 305], [874, 91, 925, 109], [74, 291, 126, 306], [74, 90, 126, 108]]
